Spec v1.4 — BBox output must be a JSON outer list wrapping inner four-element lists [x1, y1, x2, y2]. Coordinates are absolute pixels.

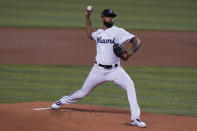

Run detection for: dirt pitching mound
[[0, 102, 196, 131]]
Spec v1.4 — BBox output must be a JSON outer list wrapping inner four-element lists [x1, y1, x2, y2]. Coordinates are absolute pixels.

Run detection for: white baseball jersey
[[92, 26, 135, 65]]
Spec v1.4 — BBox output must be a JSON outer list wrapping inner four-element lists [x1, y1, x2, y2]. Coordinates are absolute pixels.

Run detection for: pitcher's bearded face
[[102, 17, 114, 28]]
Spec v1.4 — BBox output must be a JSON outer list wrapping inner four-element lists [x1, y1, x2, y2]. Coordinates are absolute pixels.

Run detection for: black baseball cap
[[101, 9, 117, 18]]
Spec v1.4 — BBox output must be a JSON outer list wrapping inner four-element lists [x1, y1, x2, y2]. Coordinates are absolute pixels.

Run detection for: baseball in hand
[[87, 5, 93, 11]]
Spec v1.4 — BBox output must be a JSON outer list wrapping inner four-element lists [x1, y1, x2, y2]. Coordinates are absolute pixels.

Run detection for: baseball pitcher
[[51, 6, 146, 128]]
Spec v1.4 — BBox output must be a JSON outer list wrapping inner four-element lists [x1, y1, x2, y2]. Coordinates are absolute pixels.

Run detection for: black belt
[[95, 61, 118, 69]]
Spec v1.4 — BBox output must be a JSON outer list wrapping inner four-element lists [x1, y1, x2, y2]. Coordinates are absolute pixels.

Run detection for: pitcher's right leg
[[51, 65, 105, 109], [108, 68, 140, 116], [109, 67, 146, 127]]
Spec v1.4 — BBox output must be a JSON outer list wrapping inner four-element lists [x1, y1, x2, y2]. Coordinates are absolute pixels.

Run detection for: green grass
[[0, 0, 197, 31], [0, 65, 197, 117]]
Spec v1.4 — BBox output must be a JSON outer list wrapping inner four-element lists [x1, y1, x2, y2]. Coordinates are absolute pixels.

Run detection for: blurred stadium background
[[0, 0, 197, 31]]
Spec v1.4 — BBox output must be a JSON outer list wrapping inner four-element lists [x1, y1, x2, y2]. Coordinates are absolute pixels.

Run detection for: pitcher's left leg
[[51, 65, 106, 109]]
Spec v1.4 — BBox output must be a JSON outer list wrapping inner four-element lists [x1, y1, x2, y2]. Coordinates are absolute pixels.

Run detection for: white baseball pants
[[60, 64, 141, 120]]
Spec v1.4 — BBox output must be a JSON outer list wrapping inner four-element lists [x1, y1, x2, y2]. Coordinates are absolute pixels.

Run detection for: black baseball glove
[[113, 44, 128, 61]]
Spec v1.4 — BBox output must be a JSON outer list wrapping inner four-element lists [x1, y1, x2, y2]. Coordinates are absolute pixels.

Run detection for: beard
[[104, 20, 114, 28]]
